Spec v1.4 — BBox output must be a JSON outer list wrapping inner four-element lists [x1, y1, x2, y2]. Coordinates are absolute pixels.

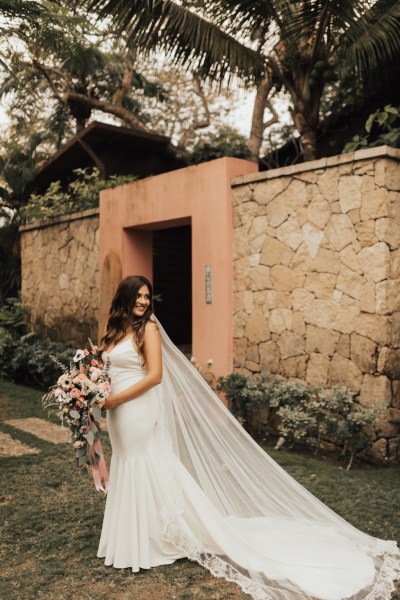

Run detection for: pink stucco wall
[[99, 157, 258, 376]]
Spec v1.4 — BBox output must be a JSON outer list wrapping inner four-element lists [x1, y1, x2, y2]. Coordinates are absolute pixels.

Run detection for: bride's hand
[[99, 394, 119, 410]]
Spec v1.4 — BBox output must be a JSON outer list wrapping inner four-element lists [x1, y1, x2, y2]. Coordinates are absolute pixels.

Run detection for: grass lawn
[[0, 380, 399, 600]]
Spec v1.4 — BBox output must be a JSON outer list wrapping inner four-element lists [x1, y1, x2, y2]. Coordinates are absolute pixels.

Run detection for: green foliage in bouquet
[[218, 372, 382, 469], [23, 167, 137, 222]]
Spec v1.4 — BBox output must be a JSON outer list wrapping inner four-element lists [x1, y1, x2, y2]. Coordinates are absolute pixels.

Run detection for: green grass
[[0, 380, 399, 600]]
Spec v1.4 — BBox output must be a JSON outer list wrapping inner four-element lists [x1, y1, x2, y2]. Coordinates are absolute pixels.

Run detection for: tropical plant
[[190, 126, 250, 164], [85, 0, 400, 161], [9, 332, 75, 389], [0, 133, 45, 301], [0, 297, 25, 334], [23, 167, 137, 222], [0, 242, 20, 303], [0, 133, 44, 218], [0, 4, 242, 162], [0, 10, 159, 134], [343, 104, 400, 153]]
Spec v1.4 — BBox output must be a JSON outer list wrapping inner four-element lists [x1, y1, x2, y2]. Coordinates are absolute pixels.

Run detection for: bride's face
[[132, 284, 151, 318]]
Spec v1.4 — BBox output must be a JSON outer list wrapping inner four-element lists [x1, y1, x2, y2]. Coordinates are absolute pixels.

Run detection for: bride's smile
[[132, 286, 150, 317]]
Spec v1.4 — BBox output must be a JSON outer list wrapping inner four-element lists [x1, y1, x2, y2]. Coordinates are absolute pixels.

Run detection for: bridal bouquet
[[42, 339, 110, 493]]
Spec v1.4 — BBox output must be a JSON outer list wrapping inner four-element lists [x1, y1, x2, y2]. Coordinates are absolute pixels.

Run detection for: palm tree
[[0, 0, 43, 20], [85, 0, 400, 161]]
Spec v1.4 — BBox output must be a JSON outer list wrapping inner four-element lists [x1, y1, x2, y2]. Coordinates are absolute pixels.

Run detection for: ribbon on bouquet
[[89, 438, 109, 494]]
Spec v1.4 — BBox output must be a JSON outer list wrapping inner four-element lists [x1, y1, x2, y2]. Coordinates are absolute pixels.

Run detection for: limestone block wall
[[20, 209, 99, 343], [232, 147, 400, 463]]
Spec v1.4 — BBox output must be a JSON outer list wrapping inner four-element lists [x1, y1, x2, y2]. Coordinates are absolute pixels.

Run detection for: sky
[[0, 104, 10, 132]]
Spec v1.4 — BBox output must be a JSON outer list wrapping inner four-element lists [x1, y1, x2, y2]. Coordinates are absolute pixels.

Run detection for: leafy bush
[[190, 126, 250, 165], [0, 229, 21, 303], [218, 372, 381, 469], [23, 167, 137, 222], [0, 326, 18, 379], [343, 104, 400, 153], [0, 298, 26, 334], [1, 329, 75, 389]]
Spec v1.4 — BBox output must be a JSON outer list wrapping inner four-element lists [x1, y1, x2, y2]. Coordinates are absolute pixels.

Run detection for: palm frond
[[341, 0, 400, 75], [0, 0, 43, 20], [87, 0, 265, 82]]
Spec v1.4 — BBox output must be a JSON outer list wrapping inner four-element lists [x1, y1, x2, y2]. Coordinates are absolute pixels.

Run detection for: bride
[[97, 275, 400, 600]]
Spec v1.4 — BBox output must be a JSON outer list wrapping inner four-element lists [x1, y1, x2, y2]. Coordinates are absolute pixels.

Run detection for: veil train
[[151, 314, 400, 600]]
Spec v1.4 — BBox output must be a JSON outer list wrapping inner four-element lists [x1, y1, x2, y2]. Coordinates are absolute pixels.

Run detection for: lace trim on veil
[[151, 315, 400, 600], [156, 411, 400, 600], [160, 468, 400, 600]]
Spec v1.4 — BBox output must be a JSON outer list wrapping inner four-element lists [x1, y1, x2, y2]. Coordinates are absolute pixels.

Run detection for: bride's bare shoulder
[[144, 320, 159, 334]]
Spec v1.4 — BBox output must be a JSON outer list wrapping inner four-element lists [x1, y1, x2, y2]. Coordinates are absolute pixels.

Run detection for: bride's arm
[[101, 321, 162, 410]]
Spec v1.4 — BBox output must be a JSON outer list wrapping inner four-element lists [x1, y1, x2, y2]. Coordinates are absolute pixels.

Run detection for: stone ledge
[[231, 145, 400, 187], [19, 207, 99, 232]]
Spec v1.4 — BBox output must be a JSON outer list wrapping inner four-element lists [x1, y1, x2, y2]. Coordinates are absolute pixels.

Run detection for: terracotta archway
[[98, 157, 257, 376]]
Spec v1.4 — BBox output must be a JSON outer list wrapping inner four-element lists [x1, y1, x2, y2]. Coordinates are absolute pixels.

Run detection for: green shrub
[[190, 126, 250, 165], [343, 104, 400, 153], [0, 298, 26, 334], [23, 167, 137, 222], [0, 325, 18, 379], [1, 329, 74, 389], [218, 372, 382, 469]]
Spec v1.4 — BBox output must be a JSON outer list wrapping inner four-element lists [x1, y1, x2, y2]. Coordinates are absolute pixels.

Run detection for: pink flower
[[99, 381, 111, 394], [84, 349, 89, 356], [91, 359, 98, 367], [70, 388, 80, 398]]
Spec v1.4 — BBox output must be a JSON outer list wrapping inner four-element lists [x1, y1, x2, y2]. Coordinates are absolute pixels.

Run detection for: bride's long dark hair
[[100, 275, 154, 362]]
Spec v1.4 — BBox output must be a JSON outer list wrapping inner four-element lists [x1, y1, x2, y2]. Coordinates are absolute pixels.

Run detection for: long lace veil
[[151, 314, 400, 600]]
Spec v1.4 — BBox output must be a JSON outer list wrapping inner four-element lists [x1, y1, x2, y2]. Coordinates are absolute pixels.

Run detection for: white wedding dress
[[97, 317, 400, 600]]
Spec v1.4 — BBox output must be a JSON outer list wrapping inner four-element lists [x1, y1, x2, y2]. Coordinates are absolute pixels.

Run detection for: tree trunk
[[300, 126, 317, 161], [248, 74, 278, 162], [112, 49, 136, 106], [178, 74, 211, 148], [75, 117, 87, 132], [291, 98, 319, 162]]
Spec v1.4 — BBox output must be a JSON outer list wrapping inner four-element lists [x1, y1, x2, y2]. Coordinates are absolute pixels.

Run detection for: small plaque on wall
[[205, 264, 212, 303]]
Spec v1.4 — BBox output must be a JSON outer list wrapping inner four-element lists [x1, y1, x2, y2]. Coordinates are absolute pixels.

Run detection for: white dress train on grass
[[97, 315, 400, 600]]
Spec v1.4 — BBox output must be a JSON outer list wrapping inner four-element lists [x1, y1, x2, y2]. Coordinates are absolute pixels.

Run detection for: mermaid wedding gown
[[97, 316, 400, 600]]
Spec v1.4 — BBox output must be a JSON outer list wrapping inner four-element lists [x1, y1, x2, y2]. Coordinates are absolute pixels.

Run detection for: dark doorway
[[152, 225, 192, 353]]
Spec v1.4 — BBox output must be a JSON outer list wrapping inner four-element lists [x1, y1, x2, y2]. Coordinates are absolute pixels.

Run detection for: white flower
[[57, 374, 72, 389], [73, 349, 85, 363], [81, 379, 96, 394], [73, 440, 85, 449], [90, 367, 102, 382]]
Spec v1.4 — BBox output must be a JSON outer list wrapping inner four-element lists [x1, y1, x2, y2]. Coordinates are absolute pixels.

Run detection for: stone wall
[[20, 209, 99, 343], [232, 147, 400, 464]]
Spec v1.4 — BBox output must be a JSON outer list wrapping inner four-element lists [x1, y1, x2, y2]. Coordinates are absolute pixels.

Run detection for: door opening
[[152, 225, 192, 355]]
